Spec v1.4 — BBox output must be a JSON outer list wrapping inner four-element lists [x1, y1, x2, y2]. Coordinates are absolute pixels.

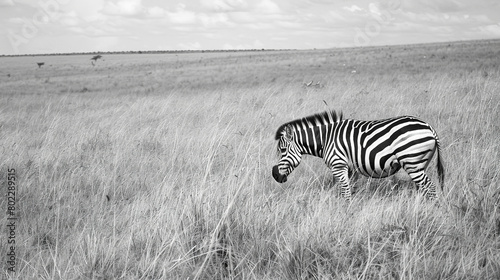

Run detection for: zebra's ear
[[284, 125, 293, 141]]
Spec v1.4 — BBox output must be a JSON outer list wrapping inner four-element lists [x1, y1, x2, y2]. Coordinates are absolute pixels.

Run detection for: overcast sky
[[1, 0, 499, 55]]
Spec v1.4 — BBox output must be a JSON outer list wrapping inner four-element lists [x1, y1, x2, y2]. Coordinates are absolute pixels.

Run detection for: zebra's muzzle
[[272, 165, 287, 183]]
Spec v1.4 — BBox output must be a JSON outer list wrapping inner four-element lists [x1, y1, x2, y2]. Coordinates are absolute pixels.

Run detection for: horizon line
[[2, 38, 499, 58]]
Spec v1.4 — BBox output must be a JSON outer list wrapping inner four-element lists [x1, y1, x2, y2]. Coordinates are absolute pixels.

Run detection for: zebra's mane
[[274, 110, 343, 140]]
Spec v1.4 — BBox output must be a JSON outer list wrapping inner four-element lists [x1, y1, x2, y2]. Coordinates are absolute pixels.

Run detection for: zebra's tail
[[436, 140, 445, 191]]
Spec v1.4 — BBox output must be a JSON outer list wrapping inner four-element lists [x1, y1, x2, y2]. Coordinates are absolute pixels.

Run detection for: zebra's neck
[[294, 125, 325, 158]]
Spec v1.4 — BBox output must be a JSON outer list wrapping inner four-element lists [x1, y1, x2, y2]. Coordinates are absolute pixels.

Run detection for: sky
[[1, 0, 499, 55]]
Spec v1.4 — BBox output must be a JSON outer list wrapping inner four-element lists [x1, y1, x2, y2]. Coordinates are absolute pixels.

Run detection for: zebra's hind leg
[[332, 166, 352, 201], [406, 170, 438, 199]]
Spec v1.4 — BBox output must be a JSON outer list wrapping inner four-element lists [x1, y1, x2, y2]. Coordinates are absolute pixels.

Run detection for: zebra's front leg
[[332, 166, 352, 201]]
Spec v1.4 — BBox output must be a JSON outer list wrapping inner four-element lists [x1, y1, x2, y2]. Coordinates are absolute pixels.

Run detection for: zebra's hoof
[[272, 165, 287, 183]]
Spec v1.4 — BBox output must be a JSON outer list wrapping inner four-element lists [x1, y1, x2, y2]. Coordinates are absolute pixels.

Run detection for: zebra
[[272, 110, 445, 200]]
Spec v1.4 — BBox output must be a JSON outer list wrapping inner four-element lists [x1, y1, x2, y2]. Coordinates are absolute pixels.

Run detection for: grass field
[[1, 39, 500, 279]]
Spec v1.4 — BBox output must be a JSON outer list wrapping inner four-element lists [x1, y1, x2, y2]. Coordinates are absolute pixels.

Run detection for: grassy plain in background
[[1, 40, 500, 279]]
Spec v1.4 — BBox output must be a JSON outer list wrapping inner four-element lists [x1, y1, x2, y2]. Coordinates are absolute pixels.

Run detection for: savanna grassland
[[1, 40, 500, 279]]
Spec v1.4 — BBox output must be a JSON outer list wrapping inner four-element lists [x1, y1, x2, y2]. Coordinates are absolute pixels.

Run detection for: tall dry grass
[[1, 40, 500, 279]]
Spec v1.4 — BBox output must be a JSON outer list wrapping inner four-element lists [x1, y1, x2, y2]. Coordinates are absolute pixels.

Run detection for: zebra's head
[[273, 125, 302, 183]]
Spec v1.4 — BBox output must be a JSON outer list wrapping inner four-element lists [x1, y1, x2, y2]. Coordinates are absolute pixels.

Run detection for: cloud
[[7, 17, 25, 24], [147, 6, 166, 18], [167, 4, 197, 24], [368, 3, 381, 16], [0, 0, 13, 6], [401, 0, 463, 13], [478, 24, 500, 36], [257, 0, 281, 14], [102, 0, 144, 16], [344, 5, 363, 13], [60, 11, 80, 27], [228, 11, 255, 23], [199, 12, 230, 27], [67, 25, 111, 36], [179, 41, 201, 49], [62, 0, 107, 22], [400, 10, 469, 26], [201, 0, 248, 12], [223, 39, 264, 50]]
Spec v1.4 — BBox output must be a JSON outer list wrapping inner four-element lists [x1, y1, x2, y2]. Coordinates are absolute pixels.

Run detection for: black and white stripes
[[272, 110, 445, 200]]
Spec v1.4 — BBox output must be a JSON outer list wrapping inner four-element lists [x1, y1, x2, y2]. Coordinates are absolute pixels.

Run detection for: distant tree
[[90, 55, 102, 66], [91, 55, 102, 62]]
